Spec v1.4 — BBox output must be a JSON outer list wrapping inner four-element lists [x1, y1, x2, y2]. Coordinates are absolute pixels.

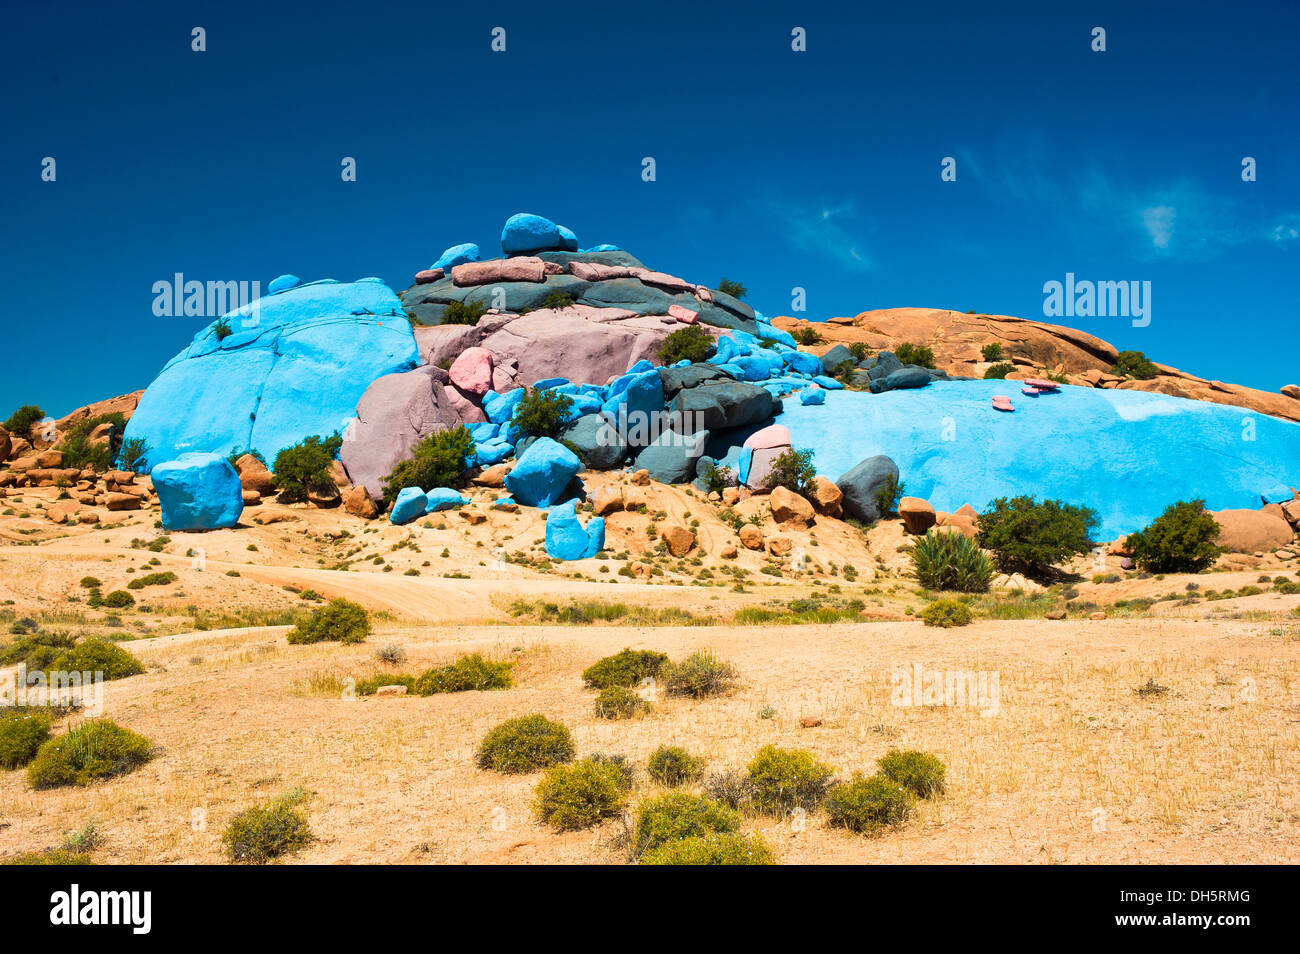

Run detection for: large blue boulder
[[501, 213, 573, 255], [425, 488, 468, 512], [151, 453, 244, 531], [123, 279, 419, 467], [268, 274, 301, 294], [483, 388, 525, 425], [602, 369, 664, 440], [505, 438, 582, 507], [544, 500, 605, 560], [432, 242, 479, 272], [390, 487, 428, 524], [783, 351, 823, 376]]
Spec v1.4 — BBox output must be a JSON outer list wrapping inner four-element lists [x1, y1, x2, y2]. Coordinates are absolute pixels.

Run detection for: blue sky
[[2, 0, 1297, 417]]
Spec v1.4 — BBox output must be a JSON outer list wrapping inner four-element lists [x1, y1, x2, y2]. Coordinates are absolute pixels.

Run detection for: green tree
[[977, 495, 1098, 577], [381, 425, 475, 506], [1124, 500, 1220, 573], [1110, 350, 1159, 379], [271, 434, 342, 503], [3, 405, 46, 438], [658, 325, 714, 364], [717, 278, 747, 300]]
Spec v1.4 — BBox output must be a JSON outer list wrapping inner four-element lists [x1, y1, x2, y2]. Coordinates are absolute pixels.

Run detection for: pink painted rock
[[477, 311, 669, 387], [1024, 378, 1058, 389], [568, 261, 631, 282], [451, 258, 547, 286], [449, 347, 494, 395], [340, 366, 462, 501], [694, 286, 714, 303], [669, 304, 699, 324], [542, 261, 565, 276], [442, 384, 486, 423], [744, 424, 792, 450], [414, 268, 445, 284], [629, 267, 695, 294]]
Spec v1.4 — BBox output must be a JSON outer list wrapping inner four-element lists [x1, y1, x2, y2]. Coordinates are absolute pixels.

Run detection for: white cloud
[[1141, 205, 1176, 249]]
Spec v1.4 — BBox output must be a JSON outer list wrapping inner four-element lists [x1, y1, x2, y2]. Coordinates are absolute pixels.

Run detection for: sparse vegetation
[[633, 792, 739, 856], [981, 342, 1004, 362], [222, 800, 312, 864], [272, 434, 342, 503], [441, 300, 487, 326], [877, 749, 947, 797], [0, 709, 52, 769], [746, 745, 834, 814], [717, 278, 747, 300], [894, 343, 936, 369], [27, 719, 153, 789], [1111, 349, 1159, 380], [593, 686, 649, 719], [824, 773, 915, 834], [766, 448, 816, 498], [413, 653, 513, 694], [658, 324, 714, 364], [532, 756, 631, 831], [663, 651, 739, 698], [286, 599, 371, 645], [582, 648, 670, 689], [921, 598, 973, 627], [909, 530, 994, 592], [875, 473, 904, 517], [381, 425, 476, 506], [792, 326, 824, 346], [476, 715, 575, 774], [3, 404, 46, 438], [978, 495, 1098, 577], [639, 831, 775, 865], [647, 745, 704, 786], [984, 362, 1015, 380], [510, 388, 574, 440]]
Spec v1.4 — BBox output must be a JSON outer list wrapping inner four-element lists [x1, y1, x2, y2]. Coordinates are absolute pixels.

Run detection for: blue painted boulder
[[799, 387, 826, 406], [151, 453, 244, 531], [390, 487, 428, 525], [425, 488, 468, 512], [505, 438, 582, 507], [269, 274, 301, 294], [123, 279, 419, 466], [432, 242, 479, 272], [484, 388, 525, 425], [502, 213, 571, 255], [602, 369, 664, 439], [544, 500, 605, 560], [783, 351, 823, 376], [557, 225, 579, 252]]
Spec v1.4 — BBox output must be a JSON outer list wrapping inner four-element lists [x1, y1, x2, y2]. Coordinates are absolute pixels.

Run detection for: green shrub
[[511, 388, 574, 440], [647, 745, 704, 786], [51, 638, 144, 681], [101, 590, 135, 608], [58, 412, 126, 471], [79, 577, 102, 589], [27, 719, 153, 788], [700, 462, 733, 495], [717, 279, 747, 300], [640, 831, 775, 865], [877, 749, 947, 797], [222, 803, 312, 864], [921, 598, 972, 627], [441, 300, 487, 326], [766, 448, 816, 498], [593, 686, 649, 719], [633, 792, 739, 855], [977, 495, 1098, 576], [1124, 500, 1220, 573], [414, 653, 513, 695], [663, 651, 739, 698], [0, 631, 76, 669], [117, 437, 151, 473], [354, 673, 417, 696], [2, 404, 45, 438], [582, 648, 669, 689], [286, 599, 370, 645], [983, 362, 1015, 379], [476, 715, 575, 774], [746, 745, 834, 814], [381, 425, 475, 507], [532, 756, 630, 831], [894, 343, 935, 369], [875, 473, 904, 518], [2, 848, 94, 866], [126, 570, 177, 590], [1111, 349, 1159, 379], [909, 530, 994, 592], [658, 324, 714, 364], [792, 327, 824, 346], [271, 434, 342, 503], [0, 710, 52, 769], [824, 772, 915, 834], [981, 342, 1004, 362], [541, 290, 577, 310], [848, 342, 871, 361]]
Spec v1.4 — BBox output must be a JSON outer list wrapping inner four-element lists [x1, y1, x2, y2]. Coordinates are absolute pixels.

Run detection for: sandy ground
[[2, 475, 1299, 864]]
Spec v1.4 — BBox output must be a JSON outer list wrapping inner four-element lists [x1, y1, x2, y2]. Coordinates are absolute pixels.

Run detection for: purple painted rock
[[478, 311, 668, 388], [451, 258, 547, 286], [449, 347, 494, 396], [568, 261, 632, 282], [744, 424, 792, 450], [340, 366, 461, 501], [414, 268, 445, 285], [442, 384, 486, 423], [745, 445, 791, 492]]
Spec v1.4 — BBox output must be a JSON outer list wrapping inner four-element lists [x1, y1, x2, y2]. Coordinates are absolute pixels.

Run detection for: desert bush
[[27, 719, 153, 789], [894, 343, 935, 368], [117, 437, 151, 473], [647, 745, 704, 786], [59, 412, 126, 471], [1110, 349, 1159, 379], [639, 832, 774, 865], [0, 631, 76, 670], [511, 388, 574, 440], [909, 530, 994, 592], [2, 848, 94, 866], [101, 590, 135, 609], [746, 745, 834, 814], [977, 495, 1098, 576], [593, 686, 649, 719], [222, 803, 312, 864], [981, 342, 1004, 362], [476, 715, 575, 774], [700, 462, 733, 495], [3, 405, 45, 438], [374, 642, 406, 665], [766, 448, 816, 498], [663, 651, 739, 698], [354, 673, 417, 695], [541, 290, 577, 310], [51, 638, 144, 681], [532, 756, 631, 831], [983, 362, 1015, 379], [875, 473, 904, 517], [126, 571, 177, 590], [717, 278, 747, 300], [582, 648, 669, 689], [0, 709, 52, 769], [414, 653, 512, 695], [441, 300, 487, 326], [703, 768, 751, 809], [658, 324, 714, 364], [272, 434, 342, 503], [1124, 500, 1220, 573], [381, 425, 476, 506], [79, 576, 102, 589], [633, 792, 739, 856], [878, 749, 947, 797], [286, 599, 370, 645], [824, 772, 915, 834], [792, 326, 824, 346], [921, 598, 973, 628], [848, 342, 871, 361]]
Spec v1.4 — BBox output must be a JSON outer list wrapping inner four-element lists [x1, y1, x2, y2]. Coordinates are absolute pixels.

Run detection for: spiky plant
[[909, 530, 994, 593]]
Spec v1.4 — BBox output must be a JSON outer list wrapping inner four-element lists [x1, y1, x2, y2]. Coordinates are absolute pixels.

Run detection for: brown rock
[[46, 502, 81, 524], [105, 492, 142, 511], [472, 463, 512, 488], [1281, 498, 1300, 527], [78, 511, 100, 524], [241, 489, 262, 505], [720, 544, 738, 559], [591, 487, 624, 516], [662, 525, 695, 556], [374, 684, 408, 697], [235, 455, 277, 496], [630, 469, 650, 486], [344, 485, 379, 519], [1089, 612, 1107, 621], [34, 450, 63, 468], [1044, 610, 1067, 620], [1281, 384, 1300, 399], [1211, 509, 1294, 553], [0, 426, 10, 462], [799, 716, 823, 729], [8, 436, 31, 459], [769, 486, 815, 529], [941, 515, 979, 540], [104, 469, 136, 486], [721, 487, 740, 506], [254, 511, 297, 525], [328, 460, 350, 490], [308, 484, 341, 509], [459, 509, 487, 525], [739, 525, 764, 550], [899, 496, 937, 534], [766, 534, 793, 556]]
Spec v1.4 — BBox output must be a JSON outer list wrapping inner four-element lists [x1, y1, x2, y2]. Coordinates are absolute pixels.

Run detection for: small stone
[[374, 685, 408, 697], [800, 716, 823, 729], [720, 544, 738, 559], [630, 469, 650, 486], [1045, 610, 1067, 620], [459, 509, 487, 525], [1089, 612, 1107, 620]]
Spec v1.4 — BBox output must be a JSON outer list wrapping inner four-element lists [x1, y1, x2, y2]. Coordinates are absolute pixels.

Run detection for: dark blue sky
[[3, 0, 1297, 416]]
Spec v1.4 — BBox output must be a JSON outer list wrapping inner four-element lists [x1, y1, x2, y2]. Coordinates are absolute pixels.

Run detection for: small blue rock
[[390, 487, 428, 524], [502, 213, 565, 255], [799, 387, 826, 406], [268, 274, 300, 295], [432, 242, 480, 272], [425, 488, 468, 512], [505, 438, 583, 507]]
